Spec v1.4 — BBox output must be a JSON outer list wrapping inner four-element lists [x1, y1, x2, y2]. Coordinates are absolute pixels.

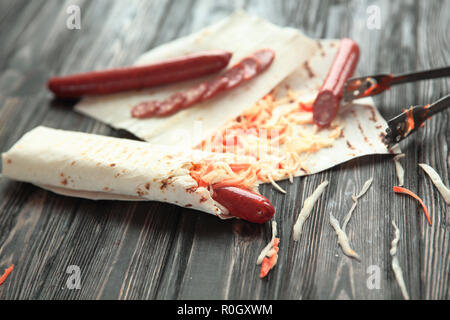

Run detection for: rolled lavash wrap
[[1, 126, 274, 222]]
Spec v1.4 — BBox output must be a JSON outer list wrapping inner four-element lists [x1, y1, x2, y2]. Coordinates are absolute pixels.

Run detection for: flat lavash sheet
[[74, 11, 317, 146], [1, 126, 258, 218], [269, 39, 397, 177]]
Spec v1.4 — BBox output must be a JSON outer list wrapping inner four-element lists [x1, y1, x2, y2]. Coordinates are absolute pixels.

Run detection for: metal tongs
[[342, 66, 450, 147], [382, 94, 450, 147]]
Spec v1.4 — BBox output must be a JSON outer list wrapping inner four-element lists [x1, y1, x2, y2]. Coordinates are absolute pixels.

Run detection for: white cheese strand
[[293, 180, 329, 241], [268, 174, 287, 194], [390, 220, 410, 300], [393, 154, 405, 187], [342, 202, 357, 233], [256, 220, 277, 265], [355, 177, 374, 200], [329, 212, 360, 261], [288, 172, 294, 184], [342, 177, 373, 232], [419, 163, 450, 205]]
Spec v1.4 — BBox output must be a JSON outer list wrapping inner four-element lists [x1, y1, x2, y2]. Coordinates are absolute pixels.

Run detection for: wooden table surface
[[0, 0, 448, 300]]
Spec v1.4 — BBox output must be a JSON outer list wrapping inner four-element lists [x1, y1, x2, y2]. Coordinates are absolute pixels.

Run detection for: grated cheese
[[288, 172, 294, 184], [268, 173, 286, 193], [293, 180, 329, 241], [329, 178, 373, 260], [196, 89, 345, 185], [419, 163, 450, 205], [354, 177, 374, 199], [393, 154, 405, 187], [329, 212, 361, 261], [189, 160, 259, 192], [342, 177, 373, 231]]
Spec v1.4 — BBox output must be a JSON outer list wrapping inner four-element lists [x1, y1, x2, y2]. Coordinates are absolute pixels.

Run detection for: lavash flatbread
[[74, 11, 397, 183], [74, 11, 317, 146], [1, 126, 259, 218]]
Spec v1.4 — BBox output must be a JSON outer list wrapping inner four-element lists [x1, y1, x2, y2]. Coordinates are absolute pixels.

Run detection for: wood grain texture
[[0, 0, 448, 300]]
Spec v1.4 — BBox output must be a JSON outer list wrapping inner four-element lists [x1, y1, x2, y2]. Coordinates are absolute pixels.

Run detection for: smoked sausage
[[47, 50, 233, 98], [313, 39, 360, 127], [131, 49, 275, 119], [212, 185, 275, 224]]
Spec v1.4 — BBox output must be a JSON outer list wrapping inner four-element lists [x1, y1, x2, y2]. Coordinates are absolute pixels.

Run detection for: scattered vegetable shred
[[257, 221, 278, 265], [393, 154, 405, 187], [259, 238, 279, 279], [419, 163, 450, 205], [329, 213, 360, 261], [329, 177, 373, 261], [267, 174, 286, 194], [0, 264, 14, 286], [342, 177, 373, 232], [293, 181, 329, 241], [393, 186, 431, 225], [390, 221, 410, 300], [257, 220, 279, 279]]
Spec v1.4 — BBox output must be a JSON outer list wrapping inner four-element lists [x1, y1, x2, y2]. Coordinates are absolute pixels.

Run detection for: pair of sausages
[[313, 38, 360, 127], [47, 50, 233, 98], [131, 49, 276, 119], [48, 49, 275, 121]]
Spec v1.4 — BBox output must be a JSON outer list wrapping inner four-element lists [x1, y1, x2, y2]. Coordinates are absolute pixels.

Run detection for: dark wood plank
[[314, 0, 423, 300], [0, 0, 448, 300], [415, 0, 450, 300]]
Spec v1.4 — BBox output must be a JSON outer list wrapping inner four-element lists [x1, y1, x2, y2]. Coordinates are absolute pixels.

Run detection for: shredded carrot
[[393, 186, 431, 225], [229, 163, 251, 173], [196, 85, 342, 184], [273, 237, 280, 248], [299, 101, 313, 112], [259, 238, 279, 278], [259, 258, 271, 278], [0, 264, 14, 286]]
